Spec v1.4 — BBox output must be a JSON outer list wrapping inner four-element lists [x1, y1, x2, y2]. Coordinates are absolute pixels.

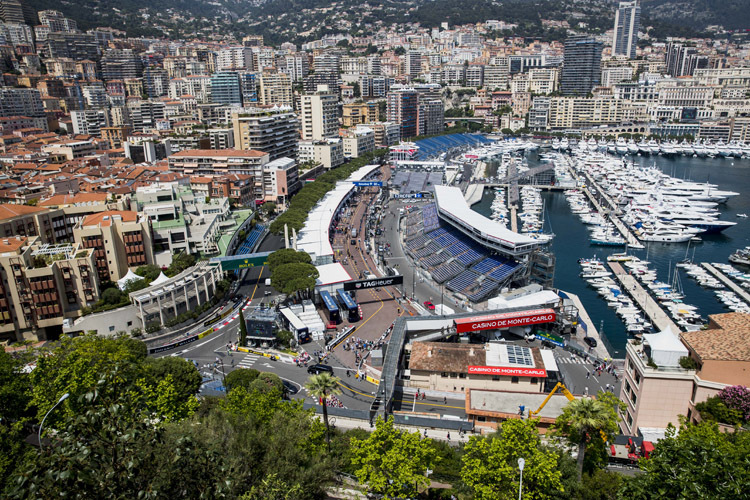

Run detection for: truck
[[265, 278, 271, 286], [351, 228, 357, 238]]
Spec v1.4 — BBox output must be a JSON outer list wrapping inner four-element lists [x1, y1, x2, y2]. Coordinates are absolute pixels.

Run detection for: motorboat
[[615, 137, 628, 155]]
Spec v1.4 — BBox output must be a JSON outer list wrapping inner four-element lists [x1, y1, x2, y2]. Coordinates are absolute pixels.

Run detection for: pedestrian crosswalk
[[555, 356, 588, 364], [236, 353, 260, 368]]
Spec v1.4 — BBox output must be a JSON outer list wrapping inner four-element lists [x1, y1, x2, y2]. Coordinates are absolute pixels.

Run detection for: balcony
[[626, 340, 695, 377]]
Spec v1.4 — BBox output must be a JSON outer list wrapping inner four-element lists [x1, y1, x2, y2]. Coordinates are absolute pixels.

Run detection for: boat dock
[[702, 263, 750, 305], [563, 158, 643, 249], [608, 262, 682, 332]]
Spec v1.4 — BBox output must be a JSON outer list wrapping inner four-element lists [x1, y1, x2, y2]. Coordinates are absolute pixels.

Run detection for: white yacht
[[627, 139, 639, 155], [615, 137, 628, 155]]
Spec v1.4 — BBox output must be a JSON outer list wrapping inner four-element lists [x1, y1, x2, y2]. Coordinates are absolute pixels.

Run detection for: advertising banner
[[454, 308, 556, 333], [467, 365, 547, 378], [343, 275, 404, 291]]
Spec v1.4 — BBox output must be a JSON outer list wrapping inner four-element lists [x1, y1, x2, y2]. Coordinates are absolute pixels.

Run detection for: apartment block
[[259, 71, 293, 107], [342, 101, 379, 127], [73, 211, 154, 283], [0, 204, 69, 244], [300, 91, 339, 140], [342, 126, 375, 158], [231, 107, 299, 160], [298, 139, 344, 170], [0, 236, 101, 342], [168, 149, 270, 177]]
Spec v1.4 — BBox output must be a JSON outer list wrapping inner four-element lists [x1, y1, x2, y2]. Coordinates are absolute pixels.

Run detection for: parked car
[[584, 336, 598, 348], [423, 301, 435, 310], [307, 364, 334, 375]]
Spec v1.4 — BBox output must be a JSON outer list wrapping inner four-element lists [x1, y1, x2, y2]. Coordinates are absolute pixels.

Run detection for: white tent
[[150, 272, 170, 286], [117, 269, 144, 291], [643, 326, 688, 368]]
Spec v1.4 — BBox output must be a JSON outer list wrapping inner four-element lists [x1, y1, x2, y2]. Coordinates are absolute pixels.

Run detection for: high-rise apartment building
[[418, 99, 444, 137], [38, 9, 77, 32], [283, 53, 310, 81], [387, 88, 419, 140], [561, 35, 603, 96], [217, 46, 254, 71], [232, 107, 299, 160], [259, 72, 293, 107], [612, 1, 640, 59], [665, 42, 710, 77], [300, 91, 339, 141], [405, 51, 422, 79], [101, 49, 143, 81], [46, 32, 100, 61], [313, 53, 340, 74], [210, 71, 243, 106]]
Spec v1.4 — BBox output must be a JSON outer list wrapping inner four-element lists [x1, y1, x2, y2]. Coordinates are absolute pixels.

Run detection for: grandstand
[[235, 224, 266, 255], [390, 171, 444, 196], [414, 134, 493, 160], [401, 202, 524, 303]]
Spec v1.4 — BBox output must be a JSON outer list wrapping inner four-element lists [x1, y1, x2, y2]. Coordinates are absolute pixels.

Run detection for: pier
[[563, 158, 643, 249], [702, 263, 750, 305], [608, 262, 682, 333]]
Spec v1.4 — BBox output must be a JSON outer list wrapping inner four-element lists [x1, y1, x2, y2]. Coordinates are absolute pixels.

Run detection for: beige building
[[41, 140, 96, 160], [619, 314, 750, 437], [0, 204, 69, 244], [342, 126, 375, 158], [298, 139, 344, 169], [73, 211, 154, 283], [300, 91, 339, 141], [0, 236, 100, 342], [168, 148, 270, 177], [259, 71, 293, 107], [342, 101, 379, 128], [408, 341, 553, 394], [231, 107, 299, 161], [547, 97, 647, 130]]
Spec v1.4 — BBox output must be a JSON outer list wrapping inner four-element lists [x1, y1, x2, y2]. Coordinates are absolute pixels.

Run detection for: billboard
[[343, 275, 404, 291], [353, 181, 383, 187], [468, 366, 547, 378], [454, 308, 556, 334]]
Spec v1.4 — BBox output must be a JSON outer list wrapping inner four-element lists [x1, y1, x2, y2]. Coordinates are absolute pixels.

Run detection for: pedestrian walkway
[[555, 356, 587, 364], [237, 353, 260, 369]]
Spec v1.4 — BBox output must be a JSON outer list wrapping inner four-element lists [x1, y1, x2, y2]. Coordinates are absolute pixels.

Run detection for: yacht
[[587, 137, 598, 151], [560, 138, 569, 151], [637, 139, 650, 154], [615, 137, 628, 155], [647, 139, 660, 155], [679, 139, 694, 156], [627, 139, 639, 155], [606, 141, 616, 154], [716, 141, 732, 157]]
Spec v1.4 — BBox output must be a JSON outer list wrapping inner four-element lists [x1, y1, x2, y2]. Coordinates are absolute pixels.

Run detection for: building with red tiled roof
[[620, 313, 750, 437], [0, 203, 69, 243]]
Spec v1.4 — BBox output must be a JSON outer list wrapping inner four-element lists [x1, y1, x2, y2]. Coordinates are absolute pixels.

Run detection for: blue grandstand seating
[[431, 261, 464, 283], [422, 252, 448, 268], [488, 261, 519, 282], [236, 224, 265, 255], [414, 134, 493, 159], [416, 242, 440, 258], [446, 270, 480, 293], [455, 249, 483, 266], [444, 241, 469, 256], [471, 257, 507, 274], [406, 235, 429, 250], [467, 279, 501, 302]]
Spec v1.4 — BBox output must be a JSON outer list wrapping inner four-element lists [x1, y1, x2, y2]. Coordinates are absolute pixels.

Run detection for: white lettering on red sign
[[467, 366, 547, 378], [454, 308, 556, 333]]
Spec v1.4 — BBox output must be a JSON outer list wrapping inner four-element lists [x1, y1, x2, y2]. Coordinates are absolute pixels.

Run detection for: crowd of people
[[324, 395, 344, 408]]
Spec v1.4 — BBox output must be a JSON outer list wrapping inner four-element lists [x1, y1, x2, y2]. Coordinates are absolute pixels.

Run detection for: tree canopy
[[461, 418, 564, 500], [271, 262, 319, 295], [350, 416, 438, 499]]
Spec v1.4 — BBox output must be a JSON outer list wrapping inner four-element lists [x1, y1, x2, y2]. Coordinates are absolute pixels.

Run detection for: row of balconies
[[34, 292, 59, 305], [30, 280, 55, 291]]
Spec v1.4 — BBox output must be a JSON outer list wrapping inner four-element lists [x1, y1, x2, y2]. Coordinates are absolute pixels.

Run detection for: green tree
[[461, 418, 563, 500], [260, 202, 277, 218], [101, 287, 125, 305], [225, 367, 260, 391], [305, 372, 342, 451], [271, 262, 319, 296], [553, 396, 614, 480], [7, 370, 221, 499], [167, 251, 196, 277], [350, 416, 438, 499], [145, 356, 202, 401], [249, 372, 284, 396], [276, 329, 294, 348], [267, 248, 312, 271], [0, 350, 33, 491], [620, 418, 750, 499], [135, 264, 162, 281]]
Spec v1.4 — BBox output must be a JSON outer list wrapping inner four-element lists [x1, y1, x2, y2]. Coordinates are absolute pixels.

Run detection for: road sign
[[212, 251, 272, 271], [536, 331, 565, 347], [353, 181, 383, 187], [343, 275, 404, 291]]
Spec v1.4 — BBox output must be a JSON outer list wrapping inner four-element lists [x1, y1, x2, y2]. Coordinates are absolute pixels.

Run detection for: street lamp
[[518, 457, 525, 500], [39, 392, 69, 451]]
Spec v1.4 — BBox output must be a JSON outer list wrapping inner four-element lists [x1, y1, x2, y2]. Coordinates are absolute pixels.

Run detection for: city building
[[0, 236, 101, 342], [418, 99, 444, 136], [405, 51, 422, 79], [101, 49, 144, 81], [73, 211, 154, 283], [168, 149, 270, 177], [259, 71, 293, 107], [342, 101, 379, 127], [363, 122, 400, 147], [612, 1, 640, 59], [342, 126, 375, 158], [210, 71, 243, 106], [300, 90, 339, 141], [620, 316, 750, 437], [561, 35, 603, 96], [232, 107, 299, 160], [217, 46, 254, 71], [387, 88, 419, 140], [298, 139, 344, 169], [263, 157, 301, 205], [665, 42, 710, 78]]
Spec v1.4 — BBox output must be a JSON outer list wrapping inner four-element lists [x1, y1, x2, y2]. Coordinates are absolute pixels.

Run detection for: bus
[[319, 290, 340, 326], [337, 288, 359, 322], [279, 307, 311, 344]]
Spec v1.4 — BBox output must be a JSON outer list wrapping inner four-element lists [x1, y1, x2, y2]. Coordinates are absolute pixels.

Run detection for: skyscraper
[[210, 71, 243, 106], [300, 90, 339, 141], [612, 1, 640, 59], [386, 88, 419, 140], [561, 36, 603, 96]]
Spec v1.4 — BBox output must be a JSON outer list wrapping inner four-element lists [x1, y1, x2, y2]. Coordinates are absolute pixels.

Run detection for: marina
[[702, 263, 750, 307]]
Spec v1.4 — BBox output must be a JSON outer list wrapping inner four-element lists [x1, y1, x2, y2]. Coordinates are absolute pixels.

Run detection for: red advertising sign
[[454, 308, 556, 334], [468, 366, 547, 378]]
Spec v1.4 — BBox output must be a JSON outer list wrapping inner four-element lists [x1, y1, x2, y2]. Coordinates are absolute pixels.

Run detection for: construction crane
[[528, 382, 574, 418]]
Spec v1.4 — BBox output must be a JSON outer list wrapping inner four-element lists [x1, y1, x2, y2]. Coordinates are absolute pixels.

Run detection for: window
[[626, 411, 633, 427], [127, 321, 133, 327], [440, 372, 448, 378], [634, 372, 641, 385], [492, 376, 500, 381], [109, 326, 115, 332], [459, 373, 466, 379], [626, 380, 632, 396], [630, 392, 637, 406], [691, 382, 698, 403], [530, 378, 538, 384], [511, 377, 519, 384], [450, 373, 457, 378]]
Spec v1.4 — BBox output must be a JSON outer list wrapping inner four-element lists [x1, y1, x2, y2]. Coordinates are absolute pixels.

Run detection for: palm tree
[[305, 372, 342, 451], [554, 397, 611, 480]]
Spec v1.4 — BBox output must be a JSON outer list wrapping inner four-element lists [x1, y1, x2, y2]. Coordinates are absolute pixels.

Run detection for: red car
[[423, 301, 435, 310]]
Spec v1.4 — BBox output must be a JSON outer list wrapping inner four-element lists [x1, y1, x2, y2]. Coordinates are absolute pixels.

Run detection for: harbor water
[[471, 153, 750, 356]]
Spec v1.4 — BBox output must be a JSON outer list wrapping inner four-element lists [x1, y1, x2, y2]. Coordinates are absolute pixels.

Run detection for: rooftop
[[681, 313, 750, 362], [409, 342, 485, 373], [81, 210, 138, 227], [170, 149, 268, 158], [0, 236, 27, 254], [39, 192, 108, 207], [0, 204, 47, 221]]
